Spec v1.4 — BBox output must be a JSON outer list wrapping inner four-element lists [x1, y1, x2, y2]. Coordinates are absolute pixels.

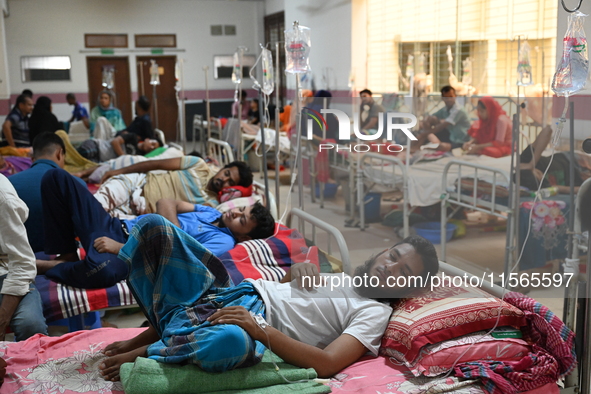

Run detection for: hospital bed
[[7, 238, 578, 394], [32, 205, 352, 331]]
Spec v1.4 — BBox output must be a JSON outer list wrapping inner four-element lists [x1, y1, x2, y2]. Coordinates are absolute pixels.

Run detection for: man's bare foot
[[100, 345, 148, 381], [37, 259, 68, 274], [94, 237, 124, 255], [73, 166, 99, 182], [103, 325, 159, 357]]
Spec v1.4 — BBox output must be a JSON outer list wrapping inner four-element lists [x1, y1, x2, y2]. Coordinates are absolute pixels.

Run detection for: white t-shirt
[[246, 274, 393, 356]]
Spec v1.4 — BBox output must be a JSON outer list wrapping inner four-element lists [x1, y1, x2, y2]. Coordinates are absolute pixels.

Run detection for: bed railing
[[207, 138, 235, 166], [439, 159, 513, 263], [358, 152, 409, 236], [287, 207, 351, 274], [439, 158, 518, 286]]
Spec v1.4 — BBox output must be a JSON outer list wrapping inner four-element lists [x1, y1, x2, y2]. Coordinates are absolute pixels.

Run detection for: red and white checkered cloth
[[453, 292, 576, 394]]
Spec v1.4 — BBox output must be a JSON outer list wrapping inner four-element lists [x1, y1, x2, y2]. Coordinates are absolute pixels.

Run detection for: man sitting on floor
[[36, 168, 275, 289], [9, 132, 86, 253], [97, 218, 438, 381], [95, 156, 254, 218]]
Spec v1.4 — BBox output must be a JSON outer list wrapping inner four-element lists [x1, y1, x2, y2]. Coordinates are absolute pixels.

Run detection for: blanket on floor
[[120, 351, 330, 394]]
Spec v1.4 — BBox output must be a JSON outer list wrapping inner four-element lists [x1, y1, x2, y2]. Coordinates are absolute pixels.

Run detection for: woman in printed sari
[[463, 97, 512, 158], [90, 91, 126, 140]]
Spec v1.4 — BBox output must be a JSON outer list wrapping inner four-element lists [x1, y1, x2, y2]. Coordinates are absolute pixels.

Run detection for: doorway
[[86, 57, 133, 126], [136, 56, 178, 142], [264, 11, 286, 106]]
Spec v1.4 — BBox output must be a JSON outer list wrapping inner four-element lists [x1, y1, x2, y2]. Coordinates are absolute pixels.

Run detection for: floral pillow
[[386, 330, 531, 377], [380, 284, 526, 363]]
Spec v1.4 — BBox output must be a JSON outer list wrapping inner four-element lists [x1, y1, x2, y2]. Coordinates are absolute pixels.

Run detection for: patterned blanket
[[454, 292, 576, 394], [35, 276, 136, 323]]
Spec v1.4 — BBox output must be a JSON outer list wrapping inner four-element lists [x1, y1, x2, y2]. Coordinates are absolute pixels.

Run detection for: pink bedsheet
[[327, 355, 560, 394], [0, 329, 562, 394], [0, 327, 145, 394]]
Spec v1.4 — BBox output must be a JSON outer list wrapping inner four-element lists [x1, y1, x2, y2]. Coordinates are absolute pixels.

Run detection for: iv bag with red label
[[284, 24, 311, 74], [250, 46, 274, 96], [552, 11, 589, 96]]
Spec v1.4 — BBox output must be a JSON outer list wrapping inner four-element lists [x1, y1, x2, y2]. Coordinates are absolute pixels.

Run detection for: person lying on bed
[[519, 124, 591, 193], [95, 156, 254, 218], [35, 168, 275, 289], [75, 133, 162, 163], [97, 220, 438, 381]]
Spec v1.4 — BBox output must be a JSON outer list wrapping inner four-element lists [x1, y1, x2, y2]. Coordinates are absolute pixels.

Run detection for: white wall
[[0, 9, 10, 100], [3, 0, 263, 104], [284, 0, 352, 93], [265, 0, 284, 15]]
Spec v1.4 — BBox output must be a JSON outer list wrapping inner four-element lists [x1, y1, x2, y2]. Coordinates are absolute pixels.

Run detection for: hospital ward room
[[2, 0, 591, 393]]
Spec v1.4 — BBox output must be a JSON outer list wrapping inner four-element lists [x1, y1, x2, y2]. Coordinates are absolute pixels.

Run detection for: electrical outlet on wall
[[210, 25, 223, 36]]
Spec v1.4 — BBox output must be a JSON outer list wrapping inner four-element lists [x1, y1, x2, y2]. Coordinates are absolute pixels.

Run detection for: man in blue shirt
[[1, 94, 33, 147], [9, 132, 86, 253], [66, 93, 90, 129], [36, 167, 275, 289], [116, 96, 154, 141], [415, 86, 471, 152]]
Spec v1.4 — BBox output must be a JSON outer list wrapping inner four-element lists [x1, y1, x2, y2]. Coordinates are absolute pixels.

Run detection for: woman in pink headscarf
[[463, 97, 512, 158]]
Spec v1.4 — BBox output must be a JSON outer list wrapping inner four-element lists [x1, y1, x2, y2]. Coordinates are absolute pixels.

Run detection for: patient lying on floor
[[97, 218, 438, 381], [520, 125, 591, 193]]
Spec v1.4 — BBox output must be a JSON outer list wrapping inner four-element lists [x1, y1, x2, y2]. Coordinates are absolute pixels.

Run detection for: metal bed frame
[[287, 207, 352, 274], [52, 208, 353, 328], [439, 160, 514, 266]]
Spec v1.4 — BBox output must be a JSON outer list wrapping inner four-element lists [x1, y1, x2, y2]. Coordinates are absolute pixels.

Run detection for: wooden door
[[137, 56, 178, 142], [86, 57, 133, 125], [264, 12, 286, 106]]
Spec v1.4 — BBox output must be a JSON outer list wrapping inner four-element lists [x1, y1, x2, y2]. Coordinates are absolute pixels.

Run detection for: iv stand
[[203, 66, 211, 155]]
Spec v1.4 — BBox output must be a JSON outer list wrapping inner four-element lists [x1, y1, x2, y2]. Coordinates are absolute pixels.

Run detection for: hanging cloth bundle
[[405, 54, 414, 77], [462, 57, 473, 86], [517, 40, 534, 86]]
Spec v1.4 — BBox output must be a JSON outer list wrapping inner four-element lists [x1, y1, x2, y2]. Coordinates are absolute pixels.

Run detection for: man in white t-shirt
[[98, 214, 438, 381]]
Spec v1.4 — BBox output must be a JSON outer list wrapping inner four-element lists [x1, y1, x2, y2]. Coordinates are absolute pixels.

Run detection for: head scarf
[[28, 96, 61, 144], [468, 96, 506, 144], [98, 90, 115, 110]]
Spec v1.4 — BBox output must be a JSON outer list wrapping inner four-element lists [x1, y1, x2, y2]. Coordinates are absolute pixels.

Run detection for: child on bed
[[97, 218, 438, 381], [35, 168, 275, 289]]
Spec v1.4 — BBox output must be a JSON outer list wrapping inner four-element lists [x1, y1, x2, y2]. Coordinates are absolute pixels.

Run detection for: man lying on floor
[[94, 155, 254, 218], [97, 216, 439, 381], [36, 168, 275, 289], [520, 124, 591, 193]]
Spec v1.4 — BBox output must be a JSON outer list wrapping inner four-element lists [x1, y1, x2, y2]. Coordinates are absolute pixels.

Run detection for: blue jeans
[[41, 168, 129, 289], [0, 276, 48, 341]]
